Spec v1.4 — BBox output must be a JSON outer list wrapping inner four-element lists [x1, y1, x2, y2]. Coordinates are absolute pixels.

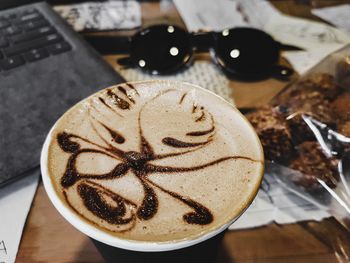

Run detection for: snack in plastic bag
[[246, 45, 350, 222]]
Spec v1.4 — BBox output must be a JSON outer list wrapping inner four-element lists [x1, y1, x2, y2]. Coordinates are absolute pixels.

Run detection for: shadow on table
[[74, 239, 105, 263], [91, 232, 234, 263]]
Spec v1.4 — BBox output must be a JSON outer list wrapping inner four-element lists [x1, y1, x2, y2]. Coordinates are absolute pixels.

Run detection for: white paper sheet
[[282, 44, 344, 74], [54, 1, 141, 32], [0, 172, 39, 263], [173, 0, 248, 32], [234, 0, 281, 29], [264, 13, 350, 51], [312, 4, 350, 33]]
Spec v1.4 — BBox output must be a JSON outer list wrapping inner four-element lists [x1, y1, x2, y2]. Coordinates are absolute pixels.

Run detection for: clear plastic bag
[[246, 44, 350, 259]]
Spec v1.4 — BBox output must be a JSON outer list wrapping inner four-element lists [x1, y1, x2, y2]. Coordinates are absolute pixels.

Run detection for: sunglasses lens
[[214, 28, 279, 78], [130, 25, 192, 74]]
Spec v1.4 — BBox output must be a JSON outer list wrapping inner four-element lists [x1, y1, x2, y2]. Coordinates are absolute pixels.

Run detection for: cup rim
[[40, 80, 264, 252]]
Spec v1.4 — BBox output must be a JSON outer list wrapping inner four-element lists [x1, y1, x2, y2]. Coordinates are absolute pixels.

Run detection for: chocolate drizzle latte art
[[51, 82, 262, 237]]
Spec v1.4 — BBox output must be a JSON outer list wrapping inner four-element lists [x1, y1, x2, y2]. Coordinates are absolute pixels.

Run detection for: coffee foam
[[47, 80, 263, 242]]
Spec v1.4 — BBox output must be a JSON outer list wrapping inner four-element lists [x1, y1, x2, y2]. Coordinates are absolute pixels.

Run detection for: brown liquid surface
[[47, 81, 263, 242]]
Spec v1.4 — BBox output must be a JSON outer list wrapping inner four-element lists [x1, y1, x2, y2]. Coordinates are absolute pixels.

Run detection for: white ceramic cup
[[40, 80, 264, 252]]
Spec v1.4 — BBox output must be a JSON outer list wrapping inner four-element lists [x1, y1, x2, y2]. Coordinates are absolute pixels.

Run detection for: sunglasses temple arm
[[276, 41, 305, 51], [83, 35, 132, 55], [190, 32, 216, 53]]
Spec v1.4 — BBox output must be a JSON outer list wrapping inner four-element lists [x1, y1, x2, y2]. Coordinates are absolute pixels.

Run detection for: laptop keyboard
[[0, 7, 71, 71]]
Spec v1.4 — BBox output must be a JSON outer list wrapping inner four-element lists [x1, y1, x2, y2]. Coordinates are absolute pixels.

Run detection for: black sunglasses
[[87, 24, 298, 80]]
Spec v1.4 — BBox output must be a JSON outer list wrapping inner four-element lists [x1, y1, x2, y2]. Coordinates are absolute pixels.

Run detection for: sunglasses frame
[[118, 24, 293, 81]]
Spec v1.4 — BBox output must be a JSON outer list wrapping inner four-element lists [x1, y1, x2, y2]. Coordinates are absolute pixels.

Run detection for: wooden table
[[16, 1, 350, 262]]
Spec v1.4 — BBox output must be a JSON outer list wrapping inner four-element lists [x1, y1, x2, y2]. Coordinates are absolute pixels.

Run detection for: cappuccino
[[45, 80, 263, 244]]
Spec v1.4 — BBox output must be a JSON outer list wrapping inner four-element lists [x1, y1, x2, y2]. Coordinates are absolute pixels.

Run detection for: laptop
[[0, 2, 124, 187]]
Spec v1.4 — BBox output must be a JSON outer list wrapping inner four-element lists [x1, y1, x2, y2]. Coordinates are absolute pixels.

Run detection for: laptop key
[[0, 55, 25, 70], [3, 25, 22, 36], [0, 20, 10, 29], [24, 48, 49, 62], [3, 13, 17, 21], [48, 41, 72, 55], [21, 19, 49, 31], [18, 12, 42, 23], [0, 37, 9, 48], [4, 33, 62, 56], [10, 26, 56, 44], [22, 8, 37, 15]]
